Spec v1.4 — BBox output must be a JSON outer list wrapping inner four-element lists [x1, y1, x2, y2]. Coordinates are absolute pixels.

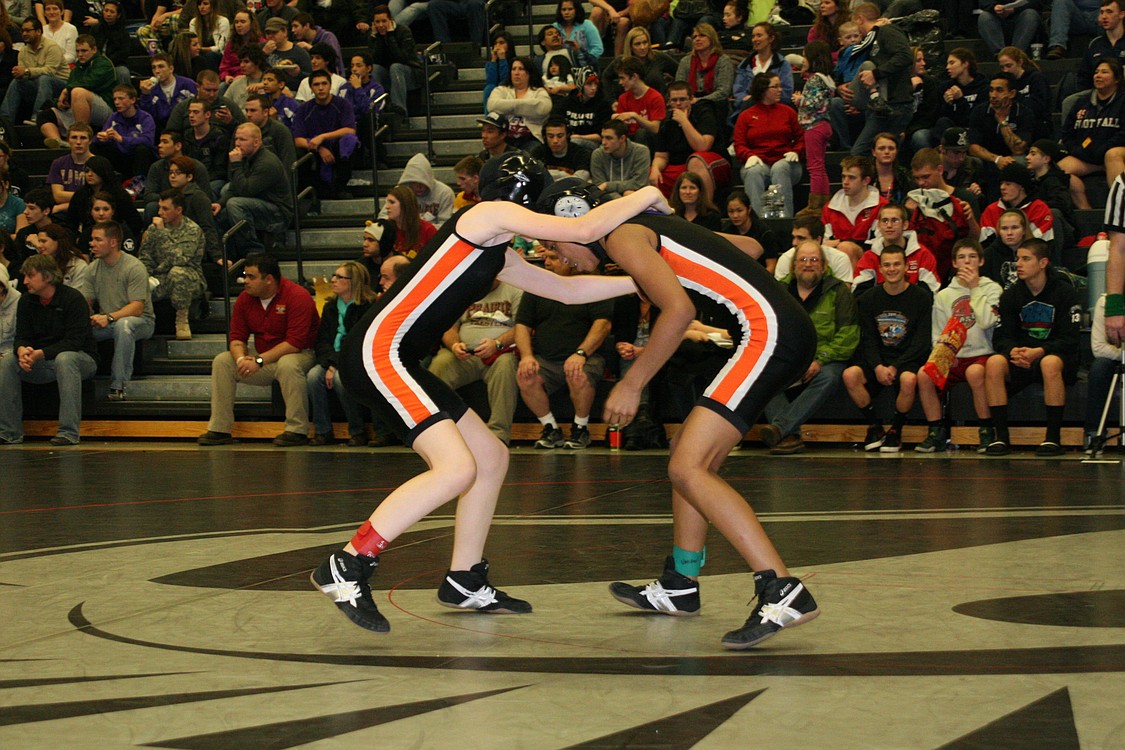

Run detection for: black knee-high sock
[[1045, 405, 1064, 443], [860, 404, 878, 425], [891, 410, 908, 431], [992, 405, 1009, 441]]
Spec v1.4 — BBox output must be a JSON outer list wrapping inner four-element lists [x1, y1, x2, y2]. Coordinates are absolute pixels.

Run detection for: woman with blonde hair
[[308, 259, 381, 446], [674, 23, 733, 104], [385, 185, 437, 259], [601, 26, 677, 99]]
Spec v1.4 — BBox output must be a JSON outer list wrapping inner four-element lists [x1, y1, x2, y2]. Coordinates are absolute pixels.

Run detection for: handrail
[[526, 0, 533, 60], [219, 219, 247, 347], [485, 0, 501, 52], [289, 152, 315, 293], [422, 41, 442, 160], [368, 91, 388, 217]]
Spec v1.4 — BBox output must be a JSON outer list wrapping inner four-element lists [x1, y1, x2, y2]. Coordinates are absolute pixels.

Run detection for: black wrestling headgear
[[479, 152, 552, 206]]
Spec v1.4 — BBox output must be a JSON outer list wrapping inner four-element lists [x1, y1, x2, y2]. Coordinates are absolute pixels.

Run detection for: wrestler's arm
[[456, 186, 671, 247], [497, 249, 637, 303], [601, 225, 696, 426]]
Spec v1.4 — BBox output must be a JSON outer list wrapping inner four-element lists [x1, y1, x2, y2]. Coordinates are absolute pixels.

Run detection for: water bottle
[[1087, 234, 1110, 315], [763, 185, 781, 219]]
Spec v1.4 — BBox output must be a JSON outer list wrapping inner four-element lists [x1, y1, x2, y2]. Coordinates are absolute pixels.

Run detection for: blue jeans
[[389, 0, 429, 26], [91, 316, 156, 390], [307, 364, 369, 437], [220, 197, 290, 258], [0, 350, 98, 443], [742, 160, 803, 218], [372, 63, 420, 115], [851, 104, 914, 157], [978, 9, 1041, 55], [1048, 0, 1100, 48], [763, 361, 847, 438], [0, 76, 65, 122]]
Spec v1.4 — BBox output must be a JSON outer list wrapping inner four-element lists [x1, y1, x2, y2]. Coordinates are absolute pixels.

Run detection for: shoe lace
[[446, 576, 500, 608], [325, 555, 375, 607], [642, 578, 696, 612], [751, 583, 805, 627]]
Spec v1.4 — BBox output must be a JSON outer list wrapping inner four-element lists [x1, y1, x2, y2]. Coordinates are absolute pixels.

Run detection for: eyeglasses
[[331, 273, 350, 280], [168, 169, 184, 176], [796, 258, 822, 265]]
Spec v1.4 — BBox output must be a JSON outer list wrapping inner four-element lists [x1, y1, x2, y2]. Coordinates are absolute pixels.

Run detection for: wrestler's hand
[[639, 185, 672, 214], [603, 380, 641, 427]]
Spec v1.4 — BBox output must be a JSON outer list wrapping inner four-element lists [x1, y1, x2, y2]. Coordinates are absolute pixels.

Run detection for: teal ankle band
[[672, 545, 706, 577]]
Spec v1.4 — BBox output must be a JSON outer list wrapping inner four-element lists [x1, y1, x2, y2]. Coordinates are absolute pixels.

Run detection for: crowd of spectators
[[0, 0, 1118, 452]]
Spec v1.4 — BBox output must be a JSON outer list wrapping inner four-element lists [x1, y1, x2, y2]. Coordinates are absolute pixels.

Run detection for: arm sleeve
[[1041, 283, 1082, 359], [993, 289, 1018, 354], [819, 285, 860, 363], [855, 293, 884, 368], [41, 292, 91, 360]]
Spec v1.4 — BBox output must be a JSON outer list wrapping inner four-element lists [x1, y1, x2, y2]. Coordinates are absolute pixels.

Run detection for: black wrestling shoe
[[720, 570, 819, 650], [437, 559, 532, 614], [609, 556, 701, 616], [310, 551, 389, 633]]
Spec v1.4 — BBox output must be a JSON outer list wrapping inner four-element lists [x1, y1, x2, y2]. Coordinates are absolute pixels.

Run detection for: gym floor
[[1, 443, 1123, 748]]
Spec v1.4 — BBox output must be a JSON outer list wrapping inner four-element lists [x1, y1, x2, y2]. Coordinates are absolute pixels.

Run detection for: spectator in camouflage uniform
[[139, 189, 206, 340]]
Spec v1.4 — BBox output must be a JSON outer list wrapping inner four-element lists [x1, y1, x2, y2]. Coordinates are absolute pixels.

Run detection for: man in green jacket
[[59, 34, 116, 128], [759, 239, 860, 454]]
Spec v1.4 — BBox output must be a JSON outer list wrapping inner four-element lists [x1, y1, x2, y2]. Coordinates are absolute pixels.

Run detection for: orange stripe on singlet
[[659, 246, 776, 406], [366, 236, 478, 426]]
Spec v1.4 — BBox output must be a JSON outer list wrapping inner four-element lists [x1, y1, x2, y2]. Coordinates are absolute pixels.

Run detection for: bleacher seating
[[6, 3, 1113, 447]]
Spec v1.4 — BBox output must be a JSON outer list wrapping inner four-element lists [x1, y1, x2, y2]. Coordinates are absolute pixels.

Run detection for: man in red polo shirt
[[198, 254, 320, 446]]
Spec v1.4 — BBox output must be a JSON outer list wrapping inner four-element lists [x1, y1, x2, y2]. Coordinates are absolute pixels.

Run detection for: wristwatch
[[106, 314, 115, 324], [575, 348, 588, 358], [255, 356, 264, 367]]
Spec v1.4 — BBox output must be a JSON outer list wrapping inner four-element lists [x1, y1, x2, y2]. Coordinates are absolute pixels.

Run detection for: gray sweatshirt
[[590, 140, 651, 198]]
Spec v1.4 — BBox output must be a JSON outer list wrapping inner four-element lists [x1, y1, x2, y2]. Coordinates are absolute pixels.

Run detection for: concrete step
[[432, 89, 489, 107], [387, 138, 478, 158], [165, 336, 229, 360], [319, 197, 381, 215], [285, 227, 366, 249], [348, 166, 458, 188], [280, 259, 349, 280], [115, 375, 272, 402], [404, 113, 486, 131]]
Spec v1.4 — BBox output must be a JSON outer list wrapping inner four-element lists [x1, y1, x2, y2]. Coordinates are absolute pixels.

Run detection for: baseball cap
[[940, 127, 969, 151], [476, 112, 508, 131], [264, 17, 288, 33]]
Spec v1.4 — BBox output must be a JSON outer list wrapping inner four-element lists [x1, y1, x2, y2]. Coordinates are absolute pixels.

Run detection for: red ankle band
[[351, 521, 388, 557]]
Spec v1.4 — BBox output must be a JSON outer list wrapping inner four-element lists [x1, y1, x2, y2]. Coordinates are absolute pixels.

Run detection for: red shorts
[[938, 354, 990, 390], [658, 152, 733, 196]]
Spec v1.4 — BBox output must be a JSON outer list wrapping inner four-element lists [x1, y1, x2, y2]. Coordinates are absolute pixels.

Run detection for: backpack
[[892, 10, 944, 74]]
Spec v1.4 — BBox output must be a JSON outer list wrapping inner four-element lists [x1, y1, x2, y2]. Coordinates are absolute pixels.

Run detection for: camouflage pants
[[151, 266, 206, 311]]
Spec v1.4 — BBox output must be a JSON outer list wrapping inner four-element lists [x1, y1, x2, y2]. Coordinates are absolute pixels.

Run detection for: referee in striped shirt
[[1105, 174, 1125, 345]]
